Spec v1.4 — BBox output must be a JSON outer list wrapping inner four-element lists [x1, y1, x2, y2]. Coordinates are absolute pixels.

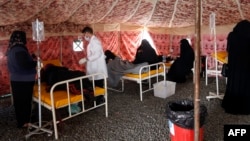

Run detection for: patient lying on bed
[[41, 64, 95, 101], [105, 47, 162, 87], [105, 50, 148, 87]]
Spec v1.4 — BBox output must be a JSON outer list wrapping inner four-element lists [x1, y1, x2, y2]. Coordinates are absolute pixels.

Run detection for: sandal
[[18, 123, 30, 128]]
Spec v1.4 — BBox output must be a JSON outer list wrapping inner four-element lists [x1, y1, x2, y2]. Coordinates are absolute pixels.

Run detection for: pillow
[[42, 59, 62, 67]]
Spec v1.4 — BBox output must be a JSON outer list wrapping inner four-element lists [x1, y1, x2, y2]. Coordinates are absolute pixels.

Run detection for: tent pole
[[194, 0, 202, 141], [60, 35, 63, 62]]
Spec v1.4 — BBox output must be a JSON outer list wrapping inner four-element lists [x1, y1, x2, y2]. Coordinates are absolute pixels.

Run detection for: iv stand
[[206, 13, 224, 100], [25, 19, 53, 139]]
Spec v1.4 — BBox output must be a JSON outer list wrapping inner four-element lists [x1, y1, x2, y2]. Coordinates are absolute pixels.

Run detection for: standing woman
[[221, 20, 250, 114], [6, 30, 37, 128]]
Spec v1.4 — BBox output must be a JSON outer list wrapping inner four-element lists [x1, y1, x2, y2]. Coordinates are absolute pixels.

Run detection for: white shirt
[[86, 35, 108, 80]]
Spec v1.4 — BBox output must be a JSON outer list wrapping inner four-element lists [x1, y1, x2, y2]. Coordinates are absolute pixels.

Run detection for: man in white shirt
[[79, 26, 108, 88]]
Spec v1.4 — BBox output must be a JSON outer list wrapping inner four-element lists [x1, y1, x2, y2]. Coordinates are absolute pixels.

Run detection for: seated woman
[[105, 40, 164, 87], [167, 39, 194, 83], [133, 39, 162, 69]]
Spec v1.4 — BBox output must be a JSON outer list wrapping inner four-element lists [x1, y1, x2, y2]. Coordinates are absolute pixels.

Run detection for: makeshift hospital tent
[[0, 0, 250, 140], [1, 0, 250, 96]]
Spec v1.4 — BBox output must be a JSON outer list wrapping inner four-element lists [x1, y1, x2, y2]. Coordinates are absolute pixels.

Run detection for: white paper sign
[[73, 39, 83, 51]]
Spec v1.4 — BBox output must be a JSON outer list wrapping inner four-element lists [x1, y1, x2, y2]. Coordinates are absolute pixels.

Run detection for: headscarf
[[179, 39, 192, 58], [133, 39, 159, 64], [9, 30, 27, 48], [179, 38, 194, 72], [227, 20, 250, 65], [105, 50, 116, 63], [6, 30, 27, 55]]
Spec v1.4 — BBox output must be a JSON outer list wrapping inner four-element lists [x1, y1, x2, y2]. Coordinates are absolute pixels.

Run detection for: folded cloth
[[70, 104, 81, 114], [69, 84, 81, 94]]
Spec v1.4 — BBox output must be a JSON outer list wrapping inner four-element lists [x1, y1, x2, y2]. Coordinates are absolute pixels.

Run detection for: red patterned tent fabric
[[1, 0, 250, 39], [0, 33, 227, 95], [0, 0, 249, 95]]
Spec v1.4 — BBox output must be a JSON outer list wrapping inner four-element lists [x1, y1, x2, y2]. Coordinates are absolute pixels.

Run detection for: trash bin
[[166, 99, 207, 141]]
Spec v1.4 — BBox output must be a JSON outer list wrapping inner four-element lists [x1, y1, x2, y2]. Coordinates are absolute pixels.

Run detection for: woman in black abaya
[[133, 39, 162, 69], [221, 20, 250, 114], [167, 39, 194, 83]]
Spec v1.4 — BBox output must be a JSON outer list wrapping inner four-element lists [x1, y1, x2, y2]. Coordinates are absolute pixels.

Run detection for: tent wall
[[0, 30, 228, 95]]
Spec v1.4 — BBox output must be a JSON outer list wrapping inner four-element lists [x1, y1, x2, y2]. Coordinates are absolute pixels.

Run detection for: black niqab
[[222, 20, 250, 114]]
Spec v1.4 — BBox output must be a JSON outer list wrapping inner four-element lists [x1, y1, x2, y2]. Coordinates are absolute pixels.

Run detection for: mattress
[[212, 51, 228, 63], [124, 67, 164, 78], [33, 83, 105, 109]]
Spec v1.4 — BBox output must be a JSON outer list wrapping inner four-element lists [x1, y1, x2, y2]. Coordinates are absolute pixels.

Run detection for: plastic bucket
[[168, 120, 204, 141]]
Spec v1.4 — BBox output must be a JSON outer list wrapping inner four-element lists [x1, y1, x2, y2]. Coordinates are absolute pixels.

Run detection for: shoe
[[70, 104, 81, 114]]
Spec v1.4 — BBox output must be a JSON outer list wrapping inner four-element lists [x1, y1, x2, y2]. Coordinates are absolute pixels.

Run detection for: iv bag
[[32, 19, 45, 41]]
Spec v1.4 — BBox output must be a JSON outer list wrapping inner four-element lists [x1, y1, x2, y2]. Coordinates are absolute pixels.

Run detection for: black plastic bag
[[166, 99, 207, 129]]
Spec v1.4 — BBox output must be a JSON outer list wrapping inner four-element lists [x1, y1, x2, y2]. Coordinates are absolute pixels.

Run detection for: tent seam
[[235, 0, 244, 19], [169, 0, 179, 27], [67, 1, 88, 22], [96, 0, 119, 23], [144, 0, 158, 26], [122, 0, 142, 23]]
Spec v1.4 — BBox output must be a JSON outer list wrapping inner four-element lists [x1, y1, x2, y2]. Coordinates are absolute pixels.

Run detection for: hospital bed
[[205, 51, 228, 85], [30, 60, 108, 140], [205, 51, 227, 100], [108, 62, 166, 101]]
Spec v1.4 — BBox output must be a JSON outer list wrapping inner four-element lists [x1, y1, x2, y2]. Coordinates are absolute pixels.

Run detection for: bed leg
[[139, 82, 143, 101], [105, 95, 108, 117]]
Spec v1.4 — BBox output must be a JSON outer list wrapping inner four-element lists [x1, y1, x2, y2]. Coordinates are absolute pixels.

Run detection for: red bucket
[[168, 120, 204, 141]]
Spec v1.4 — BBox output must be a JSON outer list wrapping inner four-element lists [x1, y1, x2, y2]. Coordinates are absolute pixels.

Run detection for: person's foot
[[17, 123, 30, 128], [23, 123, 30, 127]]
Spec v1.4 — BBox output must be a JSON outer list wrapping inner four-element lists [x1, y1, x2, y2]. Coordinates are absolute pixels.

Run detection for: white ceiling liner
[[0, 0, 249, 38]]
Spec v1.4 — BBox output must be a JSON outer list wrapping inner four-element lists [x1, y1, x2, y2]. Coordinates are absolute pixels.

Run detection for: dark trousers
[[94, 79, 104, 88], [11, 81, 35, 128]]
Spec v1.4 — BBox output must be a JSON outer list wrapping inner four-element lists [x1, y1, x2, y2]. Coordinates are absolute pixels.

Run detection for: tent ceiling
[[0, 0, 249, 32]]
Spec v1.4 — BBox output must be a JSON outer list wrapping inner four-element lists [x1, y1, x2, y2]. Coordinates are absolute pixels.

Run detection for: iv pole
[[25, 19, 53, 139], [206, 13, 224, 100]]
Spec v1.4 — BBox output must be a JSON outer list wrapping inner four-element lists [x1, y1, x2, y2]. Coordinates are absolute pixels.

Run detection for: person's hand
[[79, 58, 87, 65], [40, 62, 44, 68], [171, 56, 178, 60], [34, 50, 39, 57]]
